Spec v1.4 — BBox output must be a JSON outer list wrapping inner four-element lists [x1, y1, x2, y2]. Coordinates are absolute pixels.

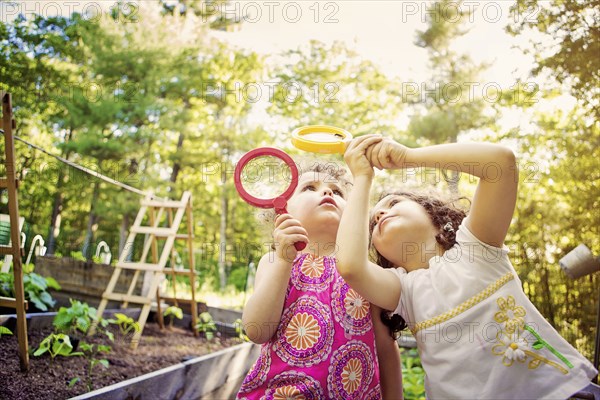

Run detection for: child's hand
[[344, 134, 383, 178], [366, 137, 409, 170], [273, 214, 308, 263]]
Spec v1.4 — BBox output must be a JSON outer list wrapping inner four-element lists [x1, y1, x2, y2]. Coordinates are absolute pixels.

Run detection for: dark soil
[[0, 322, 240, 400]]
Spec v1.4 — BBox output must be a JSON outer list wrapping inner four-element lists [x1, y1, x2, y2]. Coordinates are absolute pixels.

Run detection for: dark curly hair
[[370, 190, 469, 338]]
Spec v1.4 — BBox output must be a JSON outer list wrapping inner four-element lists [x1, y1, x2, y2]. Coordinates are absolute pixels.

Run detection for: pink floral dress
[[237, 253, 382, 400]]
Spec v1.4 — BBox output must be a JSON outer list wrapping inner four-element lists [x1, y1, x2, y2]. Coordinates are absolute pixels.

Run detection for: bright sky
[[219, 1, 538, 87]]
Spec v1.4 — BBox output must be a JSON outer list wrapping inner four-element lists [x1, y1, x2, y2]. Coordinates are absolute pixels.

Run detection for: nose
[[375, 210, 386, 223], [322, 187, 333, 196]]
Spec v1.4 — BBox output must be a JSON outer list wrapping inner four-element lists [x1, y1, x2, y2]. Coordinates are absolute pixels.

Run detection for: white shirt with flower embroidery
[[391, 222, 597, 399]]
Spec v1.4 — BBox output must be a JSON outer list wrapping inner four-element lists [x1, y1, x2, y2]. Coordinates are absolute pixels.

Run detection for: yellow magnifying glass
[[291, 125, 352, 154]]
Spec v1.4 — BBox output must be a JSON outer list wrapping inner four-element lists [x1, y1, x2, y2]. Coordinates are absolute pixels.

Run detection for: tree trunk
[[47, 130, 73, 255], [82, 181, 100, 260], [46, 190, 63, 255], [169, 133, 184, 192], [119, 212, 130, 260], [218, 169, 228, 290]]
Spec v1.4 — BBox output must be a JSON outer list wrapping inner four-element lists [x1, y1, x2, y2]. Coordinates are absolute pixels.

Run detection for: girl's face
[[370, 194, 439, 267], [286, 171, 348, 233]]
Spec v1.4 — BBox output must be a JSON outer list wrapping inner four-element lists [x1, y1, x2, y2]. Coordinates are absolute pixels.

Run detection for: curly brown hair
[[369, 190, 469, 338]]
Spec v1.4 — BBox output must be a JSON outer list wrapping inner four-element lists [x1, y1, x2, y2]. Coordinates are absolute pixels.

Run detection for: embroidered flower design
[[494, 295, 526, 334], [286, 312, 320, 351], [492, 332, 528, 367], [491, 295, 572, 375], [345, 289, 369, 320], [341, 358, 363, 394], [301, 255, 324, 278], [273, 385, 307, 400]]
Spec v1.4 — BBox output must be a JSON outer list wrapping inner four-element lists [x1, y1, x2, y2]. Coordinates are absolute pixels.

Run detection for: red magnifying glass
[[234, 147, 307, 251]]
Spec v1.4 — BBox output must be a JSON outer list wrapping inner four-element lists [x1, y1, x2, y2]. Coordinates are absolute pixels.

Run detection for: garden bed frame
[[70, 341, 259, 400]]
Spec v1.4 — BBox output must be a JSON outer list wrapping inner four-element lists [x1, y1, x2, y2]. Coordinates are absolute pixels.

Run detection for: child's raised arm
[[369, 139, 518, 247], [337, 135, 402, 312], [241, 214, 308, 344]]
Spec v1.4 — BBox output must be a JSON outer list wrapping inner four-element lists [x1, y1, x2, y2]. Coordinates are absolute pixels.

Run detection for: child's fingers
[[286, 234, 308, 245], [353, 135, 383, 154], [274, 214, 301, 229], [346, 134, 382, 154], [277, 224, 308, 237], [274, 213, 291, 227], [372, 143, 390, 170], [366, 141, 385, 169]]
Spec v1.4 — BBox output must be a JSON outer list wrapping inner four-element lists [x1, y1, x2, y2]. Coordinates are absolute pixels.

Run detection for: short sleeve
[[389, 267, 415, 323], [452, 221, 510, 267]]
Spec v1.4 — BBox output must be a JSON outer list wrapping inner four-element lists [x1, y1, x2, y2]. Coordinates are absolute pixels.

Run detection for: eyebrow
[[299, 179, 345, 190], [370, 195, 400, 219]]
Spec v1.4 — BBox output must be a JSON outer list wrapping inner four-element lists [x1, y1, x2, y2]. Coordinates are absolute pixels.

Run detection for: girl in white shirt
[[337, 134, 598, 399]]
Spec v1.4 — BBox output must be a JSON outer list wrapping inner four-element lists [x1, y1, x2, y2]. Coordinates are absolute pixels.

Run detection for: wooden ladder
[[0, 92, 29, 371], [89, 191, 198, 349]]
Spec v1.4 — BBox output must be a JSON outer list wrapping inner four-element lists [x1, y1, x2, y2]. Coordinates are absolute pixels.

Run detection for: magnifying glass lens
[[300, 132, 344, 142], [238, 156, 293, 200]]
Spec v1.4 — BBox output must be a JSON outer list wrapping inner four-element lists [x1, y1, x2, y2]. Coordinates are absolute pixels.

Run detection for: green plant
[[195, 311, 217, 340], [400, 347, 426, 400], [0, 264, 61, 311], [33, 333, 83, 362], [53, 299, 98, 335], [70, 342, 111, 391], [107, 313, 140, 337], [92, 255, 103, 264], [69, 251, 87, 262], [163, 306, 183, 328], [233, 318, 249, 342], [0, 326, 13, 337]]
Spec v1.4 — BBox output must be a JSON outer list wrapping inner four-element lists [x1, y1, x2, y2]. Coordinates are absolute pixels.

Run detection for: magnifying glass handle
[[274, 199, 307, 251]]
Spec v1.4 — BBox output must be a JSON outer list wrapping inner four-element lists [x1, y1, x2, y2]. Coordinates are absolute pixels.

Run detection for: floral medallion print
[[291, 254, 334, 292], [328, 340, 374, 399], [275, 296, 334, 367], [238, 344, 271, 393], [332, 275, 372, 336], [264, 371, 323, 400], [363, 384, 383, 400]]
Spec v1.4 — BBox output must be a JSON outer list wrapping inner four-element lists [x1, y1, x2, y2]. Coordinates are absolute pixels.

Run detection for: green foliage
[[227, 267, 249, 292], [33, 333, 83, 360], [233, 318, 249, 343], [195, 312, 217, 340], [69, 251, 87, 262], [0, 265, 61, 312], [163, 305, 183, 328], [400, 348, 426, 400], [507, 0, 599, 117], [53, 299, 98, 335], [77, 342, 111, 391], [107, 313, 140, 336], [0, 326, 13, 337]]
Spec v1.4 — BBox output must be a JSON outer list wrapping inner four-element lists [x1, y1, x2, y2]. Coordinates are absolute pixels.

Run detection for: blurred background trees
[[1, 0, 597, 358]]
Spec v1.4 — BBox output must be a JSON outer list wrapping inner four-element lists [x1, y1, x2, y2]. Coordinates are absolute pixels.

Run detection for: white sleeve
[[454, 221, 510, 264], [389, 267, 412, 320]]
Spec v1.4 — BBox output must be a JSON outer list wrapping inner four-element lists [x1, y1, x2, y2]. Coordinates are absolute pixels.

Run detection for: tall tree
[[411, 0, 495, 194], [508, 0, 600, 118], [268, 40, 406, 142]]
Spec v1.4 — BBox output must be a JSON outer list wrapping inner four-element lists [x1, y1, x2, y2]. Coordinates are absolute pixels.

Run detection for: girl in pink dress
[[237, 159, 403, 400]]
